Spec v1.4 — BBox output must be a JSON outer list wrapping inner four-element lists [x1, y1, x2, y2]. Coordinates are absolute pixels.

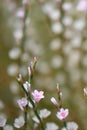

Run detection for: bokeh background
[[0, 0, 87, 129]]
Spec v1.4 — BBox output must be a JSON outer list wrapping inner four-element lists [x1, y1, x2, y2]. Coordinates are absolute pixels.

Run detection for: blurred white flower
[[51, 22, 63, 34], [62, 16, 73, 26], [3, 125, 13, 130], [22, 0, 28, 5], [71, 36, 82, 48], [64, 29, 73, 39], [21, 53, 30, 62], [38, 62, 50, 74], [16, 8, 24, 19], [8, 48, 21, 59], [25, 41, 43, 55], [42, 3, 54, 15], [0, 115, 7, 127], [73, 19, 85, 31], [61, 127, 67, 130], [0, 100, 4, 110], [9, 81, 19, 94], [49, 9, 60, 21], [40, 109, 51, 119], [7, 64, 19, 76], [13, 29, 23, 40], [51, 56, 63, 69], [67, 121, 78, 130], [14, 116, 25, 128], [46, 122, 59, 130], [50, 39, 61, 51], [62, 2, 72, 11], [28, 101, 33, 108], [32, 109, 51, 123], [67, 51, 81, 68], [32, 116, 39, 123]]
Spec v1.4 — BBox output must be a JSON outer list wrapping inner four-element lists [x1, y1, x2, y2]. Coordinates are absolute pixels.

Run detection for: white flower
[[61, 127, 67, 130], [0, 115, 7, 127], [50, 39, 61, 51], [49, 9, 60, 21], [67, 121, 78, 130], [32, 116, 39, 123], [51, 56, 63, 69], [3, 125, 13, 130], [14, 116, 25, 128], [52, 23, 63, 34], [22, 0, 28, 5], [32, 109, 51, 123], [40, 109, 51, 119], [7, 64, 19, 76], [9, 48, 21, 60], [46, 122, 59, 130], [62, 2, 72, 11]]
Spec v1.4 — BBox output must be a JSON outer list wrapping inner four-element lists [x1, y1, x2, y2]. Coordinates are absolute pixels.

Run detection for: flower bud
[[56, 83, 60, 94], [83, 87, 87, 98], [51, 97, 59, 109], [23, 81, 31, 93], [17, 74, 23, 84]]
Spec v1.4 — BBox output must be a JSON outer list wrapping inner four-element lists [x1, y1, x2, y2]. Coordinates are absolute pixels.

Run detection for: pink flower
[[32, 90, 44, 103], [56, 108, 69, 120], [17, 98, 27, 111]]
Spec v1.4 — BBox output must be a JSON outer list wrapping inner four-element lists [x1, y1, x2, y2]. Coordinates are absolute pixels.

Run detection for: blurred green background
[[0, 0, 87, 130]]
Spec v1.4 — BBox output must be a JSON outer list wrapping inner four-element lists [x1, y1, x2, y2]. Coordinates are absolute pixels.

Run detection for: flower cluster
[[51, 85, 68, 129], [15, 58, 79, 130], [1, 0, 87, 129], [6, 54, 87, 130], [0, 57, 79, 130], [15, 57, 47, 129]]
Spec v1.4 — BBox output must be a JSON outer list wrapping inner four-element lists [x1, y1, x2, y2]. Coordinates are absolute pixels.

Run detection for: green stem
[[34, 109, 44, 130], [27, 96, 45, 130], [24, 108, 28, 130], [63, 121, 68, 130], [29, 74, 33, 84]]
